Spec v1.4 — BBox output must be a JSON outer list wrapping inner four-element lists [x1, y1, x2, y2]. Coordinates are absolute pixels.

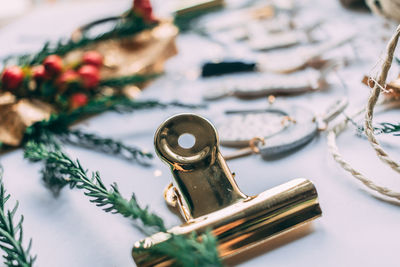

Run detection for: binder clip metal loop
[[132, 113, 322, 266]]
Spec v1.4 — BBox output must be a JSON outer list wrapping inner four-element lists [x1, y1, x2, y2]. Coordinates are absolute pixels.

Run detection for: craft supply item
[[327, 25, 400, 202], [201, 60, 257, 77], [328, 100, 400, 202], [218, 98, 348, 160], [197, 4, 277, 33], [251, 14, 293, 34], [261, 33, 355, 74], [203, 61, 336, 100], [247, 20, 321, 51], [366, 0, 400, 22], [132, 113, 322, 266], [365, 25, 400, 174], [201, 12, 293, 47], [340, 0, 367, 8]]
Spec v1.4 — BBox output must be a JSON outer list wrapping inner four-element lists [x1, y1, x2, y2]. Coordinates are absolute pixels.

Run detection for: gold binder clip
[[132, 113, 322, 266]]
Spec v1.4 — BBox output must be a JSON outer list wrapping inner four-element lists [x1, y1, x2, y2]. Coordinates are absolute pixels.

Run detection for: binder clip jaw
[[154, 113, 246, 221], [132, 113, 322, 266]]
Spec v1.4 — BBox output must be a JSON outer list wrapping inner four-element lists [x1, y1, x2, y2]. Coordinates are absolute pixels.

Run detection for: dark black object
[[201, 61, 257, 77], [339, 0, 367, 8]]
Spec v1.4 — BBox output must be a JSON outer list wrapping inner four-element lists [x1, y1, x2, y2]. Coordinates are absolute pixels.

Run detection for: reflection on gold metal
[[132, 113, 322, 266]]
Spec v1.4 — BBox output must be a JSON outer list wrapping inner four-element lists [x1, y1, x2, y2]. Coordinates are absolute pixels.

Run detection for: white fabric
[[0, 0, 400, 266]]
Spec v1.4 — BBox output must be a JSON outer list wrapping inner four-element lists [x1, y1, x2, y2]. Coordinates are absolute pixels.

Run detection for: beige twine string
[[365, 25, 400, 174], [327, 25, 400, 201], [327, 107, 400, 201]]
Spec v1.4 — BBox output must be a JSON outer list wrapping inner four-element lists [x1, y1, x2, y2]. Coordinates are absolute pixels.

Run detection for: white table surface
[[1, 0, 400, 266]]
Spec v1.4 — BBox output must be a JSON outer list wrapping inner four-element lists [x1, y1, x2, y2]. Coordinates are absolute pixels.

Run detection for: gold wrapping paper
[[66, 21, 178, 79], [0, 93, 53, 146]]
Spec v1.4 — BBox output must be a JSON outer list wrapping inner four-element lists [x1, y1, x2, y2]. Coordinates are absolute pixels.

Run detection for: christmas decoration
[[23, 140, 222, 266], [0, 0, 178, 148], [1, 66, 24, 91], [43, 55, 63, 76], [78, 65, 100, 89], [0, 167, 36, 267], [82, 51, 103, 67], [0, 1, 220, 265]]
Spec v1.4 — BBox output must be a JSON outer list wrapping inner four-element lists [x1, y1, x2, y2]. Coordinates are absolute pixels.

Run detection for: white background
[[0, 0, 400, 266]]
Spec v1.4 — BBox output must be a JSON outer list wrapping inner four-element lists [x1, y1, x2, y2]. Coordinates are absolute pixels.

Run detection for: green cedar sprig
[[5, 13, 155, 67], [23, 140, 166, 232], [137, 231, 222, 267], [356, 122, 400, 136], [59, 129, 153, 165], [21, 96, 204, 194], [99, 73, 160, 88], [0, 167, 36, 267], [23, 140, 222, 266], [24, 95, 205, 139], [32, 129, 152, 195], [373, 122, 400, 135]]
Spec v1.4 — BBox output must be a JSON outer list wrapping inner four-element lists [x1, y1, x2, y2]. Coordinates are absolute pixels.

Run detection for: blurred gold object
[[67, 21, 178, 80], [175, 0, 225, 16], [132, 113, 322, 266], [0, 93, 53, 146], [251, 5, 275, 20]]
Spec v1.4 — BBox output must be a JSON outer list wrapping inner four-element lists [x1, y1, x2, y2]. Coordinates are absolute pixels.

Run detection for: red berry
[[78, 65, 100, 89], [32, 65, 46, 81], [43, 55, 63, 77], [82, 51, 103, 67], [1, 66, 24, 90], [58, 70, 79, 85], [70, 93, 88, 109], [133, 0, 157, 22]]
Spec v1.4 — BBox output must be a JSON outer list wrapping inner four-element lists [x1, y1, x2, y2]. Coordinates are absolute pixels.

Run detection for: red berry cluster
[[0, 51, 104, 109]]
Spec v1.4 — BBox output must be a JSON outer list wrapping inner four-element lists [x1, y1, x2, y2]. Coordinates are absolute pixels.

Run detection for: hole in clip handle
[[178, 133, 196, 149]]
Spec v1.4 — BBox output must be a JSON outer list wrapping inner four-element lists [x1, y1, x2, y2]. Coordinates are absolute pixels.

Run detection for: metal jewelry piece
[[202, 64, 333, 100], [260, 33, 354, 74], [218, 98, 348, 159], [132, 113, 322, 266], [247, 20, 322, 51]]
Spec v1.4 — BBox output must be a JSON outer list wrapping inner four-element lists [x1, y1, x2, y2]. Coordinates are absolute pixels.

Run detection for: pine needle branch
[[356, 122, 400, 136], [374, 122, 400, 136], [99, 74, 160, 87], [24, 95, 205, 140], [7, 15, 155, 66], [23, 141, 223, 266], [0, 167, 36, 267], [58, 129, 153, 166], [139, 231, 222, 267], [23, 141, 166, 232]]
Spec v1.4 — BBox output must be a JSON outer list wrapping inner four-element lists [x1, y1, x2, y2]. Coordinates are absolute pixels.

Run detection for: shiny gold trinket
[[132, 113, 322, 266]]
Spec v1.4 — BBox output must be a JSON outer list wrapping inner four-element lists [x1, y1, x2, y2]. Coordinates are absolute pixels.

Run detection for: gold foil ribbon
[[66, 21, 178, 79]]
